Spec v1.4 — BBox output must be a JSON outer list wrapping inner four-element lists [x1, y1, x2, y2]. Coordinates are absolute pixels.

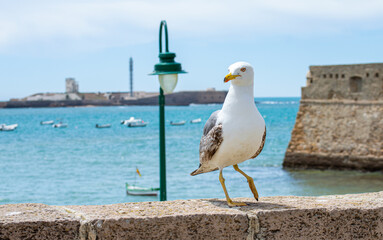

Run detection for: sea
[[1, 97, 382, 205]]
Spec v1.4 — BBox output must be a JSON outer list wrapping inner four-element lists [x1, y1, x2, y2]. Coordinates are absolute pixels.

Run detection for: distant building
[[66, 78, 79, 93], [24, 93, 81, 101]]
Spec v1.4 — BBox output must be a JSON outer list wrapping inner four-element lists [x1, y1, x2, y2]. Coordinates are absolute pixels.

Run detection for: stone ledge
[[1, 192, 383, 240]]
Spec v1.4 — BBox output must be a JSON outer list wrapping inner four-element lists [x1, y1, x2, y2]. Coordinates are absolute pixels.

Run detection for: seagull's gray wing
[[250, 126, 266, 159], [202, 110, 220, 136], [191, 110, 222, 176]]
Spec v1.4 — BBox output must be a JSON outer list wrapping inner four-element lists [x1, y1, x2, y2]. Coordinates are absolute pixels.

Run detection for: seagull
[[191, 62, 266, 207]]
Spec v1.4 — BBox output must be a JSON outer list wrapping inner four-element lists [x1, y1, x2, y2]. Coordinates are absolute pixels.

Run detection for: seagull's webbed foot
[[233, 164, 259, 201], [227, 199, 247, 207], [219, 168, 247, 207]]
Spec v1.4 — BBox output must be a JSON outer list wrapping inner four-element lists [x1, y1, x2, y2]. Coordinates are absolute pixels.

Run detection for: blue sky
[[0, 0, 383, 101]]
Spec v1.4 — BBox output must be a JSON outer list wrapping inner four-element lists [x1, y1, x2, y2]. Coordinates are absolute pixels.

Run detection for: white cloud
[[0, 0, 382, 52]]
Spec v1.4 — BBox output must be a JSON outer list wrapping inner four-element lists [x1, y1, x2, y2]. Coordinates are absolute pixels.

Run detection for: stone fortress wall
[[284, 63, 383, 171]]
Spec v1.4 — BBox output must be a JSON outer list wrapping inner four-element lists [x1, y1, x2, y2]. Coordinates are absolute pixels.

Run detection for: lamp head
[[149, 52, 186, 93]]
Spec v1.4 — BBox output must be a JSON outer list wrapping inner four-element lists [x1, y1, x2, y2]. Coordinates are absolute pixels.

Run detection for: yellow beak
[[224, 73, 240, 83]]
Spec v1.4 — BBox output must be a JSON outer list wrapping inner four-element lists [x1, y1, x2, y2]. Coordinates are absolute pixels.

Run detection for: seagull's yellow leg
[[233, 164, 259, 201], [219, 169, 247, 207]]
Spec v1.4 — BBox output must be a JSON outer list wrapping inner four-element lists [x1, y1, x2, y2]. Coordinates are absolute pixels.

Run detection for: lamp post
[[149, 20, 187, 201]]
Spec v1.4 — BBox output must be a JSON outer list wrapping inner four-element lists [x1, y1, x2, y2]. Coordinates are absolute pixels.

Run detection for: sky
[[0, 0, 383, 101]]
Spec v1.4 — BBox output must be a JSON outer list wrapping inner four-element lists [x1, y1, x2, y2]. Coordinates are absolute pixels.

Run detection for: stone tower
[[284, 63, 383, 171], [65, 78, 79, 93], [130, 57, 133, 97]]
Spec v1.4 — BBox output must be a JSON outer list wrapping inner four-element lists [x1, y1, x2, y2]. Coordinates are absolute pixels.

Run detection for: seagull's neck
[[221, 83, 255, 112]]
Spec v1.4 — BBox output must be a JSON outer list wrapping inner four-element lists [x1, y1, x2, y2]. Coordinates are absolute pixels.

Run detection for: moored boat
[[53, 123, 68, 128], [126, 183, 159, 196], [0, 124, 18, 131], [121, 117, 143, 125], [40, 120, 54, 125], [170, 121, 186, 126], [127, 122, 147, 127], [190, 118, 202, 124], [96, 124, 111, 128]]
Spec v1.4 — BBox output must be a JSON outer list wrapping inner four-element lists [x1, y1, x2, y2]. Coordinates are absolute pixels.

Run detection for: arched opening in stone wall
[[349, 76, 363, 93]]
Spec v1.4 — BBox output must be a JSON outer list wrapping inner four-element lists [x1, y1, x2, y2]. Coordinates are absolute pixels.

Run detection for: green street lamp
[[149, 20, 187, 201]]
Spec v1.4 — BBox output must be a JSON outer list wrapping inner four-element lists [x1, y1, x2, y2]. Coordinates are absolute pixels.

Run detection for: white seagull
[[191, 62, 266, 207]]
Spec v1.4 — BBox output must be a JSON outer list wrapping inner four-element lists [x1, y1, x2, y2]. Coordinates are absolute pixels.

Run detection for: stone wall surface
[[284, 100, 383, 171], [1, 192, 383, 240]]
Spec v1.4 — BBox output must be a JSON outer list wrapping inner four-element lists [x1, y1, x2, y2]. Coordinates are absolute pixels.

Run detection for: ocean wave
[[189, 103, 222, 107], [257, 101, 299, 105]]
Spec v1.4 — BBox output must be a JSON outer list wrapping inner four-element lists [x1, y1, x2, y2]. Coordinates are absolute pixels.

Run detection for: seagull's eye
[[240, 68, 246, 72]]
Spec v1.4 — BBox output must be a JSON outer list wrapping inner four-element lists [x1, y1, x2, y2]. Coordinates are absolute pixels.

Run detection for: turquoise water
[[1, 97, 382, 205]]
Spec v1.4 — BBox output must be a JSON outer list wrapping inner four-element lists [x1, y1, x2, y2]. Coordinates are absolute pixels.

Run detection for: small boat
[[40, 120, 54, 125], [126, 183, 159, 196], [0, 124, 18, 131], [96, 124, 111, 128], [190, 118, 202, 124], [170, 121, 186, 126], [53, 123, 67, 128], [127, 121, 147, 127], [121, 117, 143, 125]]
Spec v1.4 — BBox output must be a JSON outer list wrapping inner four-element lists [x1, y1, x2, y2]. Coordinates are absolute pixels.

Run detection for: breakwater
[[1, 192, 382, 239], [0, 91, 227, 108]]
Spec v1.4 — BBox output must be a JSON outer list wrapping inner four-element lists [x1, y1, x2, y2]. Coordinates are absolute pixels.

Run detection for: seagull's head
[[224, 62, 254, 86]]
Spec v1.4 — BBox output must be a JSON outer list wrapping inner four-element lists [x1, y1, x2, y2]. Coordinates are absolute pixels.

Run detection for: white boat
[[127, 122, 147, 127], [170, 121, 186, 126], [96, 124, 111, 128], [40, 120, 54, 125], [190, 118, 202, 124], [53, 123, 68, 128], [126, 183, 159, 196], [0, 124, 18, 131], [121, 117, 143, 125]]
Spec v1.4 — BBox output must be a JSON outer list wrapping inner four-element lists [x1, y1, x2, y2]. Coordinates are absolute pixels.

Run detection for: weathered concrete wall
[[1, 192, 383, 240], [284, 63, 383, 171]]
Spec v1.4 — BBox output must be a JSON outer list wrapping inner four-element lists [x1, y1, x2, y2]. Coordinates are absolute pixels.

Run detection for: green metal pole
[[159, 87, 166, 201]]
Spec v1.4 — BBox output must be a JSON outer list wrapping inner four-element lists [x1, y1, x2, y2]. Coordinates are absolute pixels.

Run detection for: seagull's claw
[[248, 179, 259, 201], [227, 199, 247, 207]]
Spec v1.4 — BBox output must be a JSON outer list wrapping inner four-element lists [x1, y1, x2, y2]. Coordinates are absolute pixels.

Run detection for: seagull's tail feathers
[[190, 168, 203, 176], [190, 164, 219, 176]]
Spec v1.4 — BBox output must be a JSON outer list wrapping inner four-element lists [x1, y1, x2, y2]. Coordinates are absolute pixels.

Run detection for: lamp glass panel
[[158, 74, 178, 93]]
